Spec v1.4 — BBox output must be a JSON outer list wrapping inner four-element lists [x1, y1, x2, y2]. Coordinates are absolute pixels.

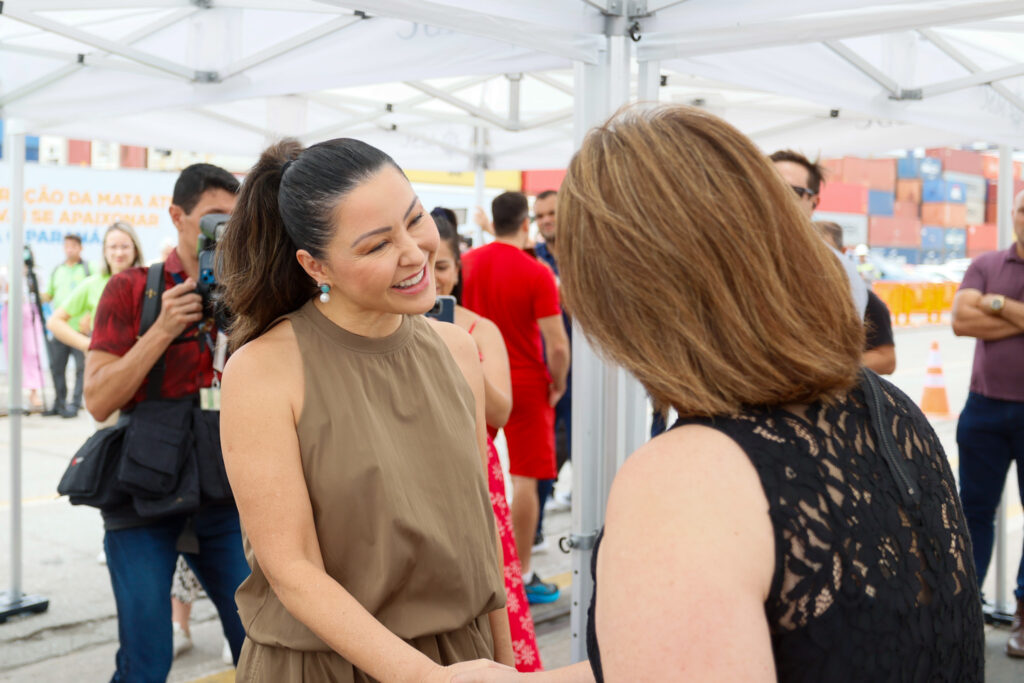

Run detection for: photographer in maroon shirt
[[952, 189, 1024, 659]]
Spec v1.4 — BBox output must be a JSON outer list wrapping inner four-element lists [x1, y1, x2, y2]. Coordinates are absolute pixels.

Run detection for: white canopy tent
[[4, 1, 1024, 167], [3, 0, 1024, 648]]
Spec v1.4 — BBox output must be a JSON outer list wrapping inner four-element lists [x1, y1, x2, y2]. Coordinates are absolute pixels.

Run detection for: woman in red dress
[[432, 208, 543, 672]]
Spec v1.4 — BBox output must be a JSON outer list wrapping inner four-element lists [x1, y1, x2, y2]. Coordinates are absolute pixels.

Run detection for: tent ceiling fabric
[[1, 1, 1024, 170]]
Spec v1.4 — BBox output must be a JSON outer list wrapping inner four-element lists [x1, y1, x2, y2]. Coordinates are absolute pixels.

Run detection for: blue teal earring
[[319, 283, 331, 303]]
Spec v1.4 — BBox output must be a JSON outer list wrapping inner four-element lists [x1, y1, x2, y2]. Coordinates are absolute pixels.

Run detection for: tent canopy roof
[[2, 1, 1024, 169]]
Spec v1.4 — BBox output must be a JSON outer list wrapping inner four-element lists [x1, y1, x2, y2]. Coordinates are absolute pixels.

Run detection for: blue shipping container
[[921, 226, 946, 250], [868, 190, 895, 216], [922, 179, 967, 203], [946, 244, 967, 259], [944, 228, 967, 249], [897, 157, 919, 179], [920, 157, 942, 179], [921, 249, 946, 265], [872, 247, 922, 265]]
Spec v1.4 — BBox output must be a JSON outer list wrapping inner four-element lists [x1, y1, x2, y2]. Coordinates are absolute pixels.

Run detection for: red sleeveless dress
[[470, 318, 543, 672]]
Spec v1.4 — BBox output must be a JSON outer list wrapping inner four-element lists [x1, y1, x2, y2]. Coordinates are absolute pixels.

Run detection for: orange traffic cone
[[920, 341, 951, 419]]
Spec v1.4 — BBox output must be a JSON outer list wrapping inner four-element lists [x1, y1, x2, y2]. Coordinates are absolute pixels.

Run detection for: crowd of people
[[8, 101, 1024, 681]]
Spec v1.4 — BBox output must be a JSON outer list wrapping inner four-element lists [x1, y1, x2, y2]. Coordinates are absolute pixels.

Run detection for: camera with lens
[[197, 213, 231, 330]]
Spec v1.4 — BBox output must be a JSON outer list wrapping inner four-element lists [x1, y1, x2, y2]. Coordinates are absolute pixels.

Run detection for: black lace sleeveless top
[[587, 377, 984, 682]]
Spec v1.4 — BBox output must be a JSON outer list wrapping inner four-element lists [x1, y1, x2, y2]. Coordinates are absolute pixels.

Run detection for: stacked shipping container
[[814, 148, 1007, 263]]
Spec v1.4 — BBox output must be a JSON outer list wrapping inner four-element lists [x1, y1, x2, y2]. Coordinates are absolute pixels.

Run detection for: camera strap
[[138, 262, 185, 401]]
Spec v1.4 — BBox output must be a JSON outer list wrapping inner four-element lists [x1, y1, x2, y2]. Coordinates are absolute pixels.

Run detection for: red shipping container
[[818, 182, 869, 213], [119, 145, 147, 168], [868, 216, 921, 247], [926, 148, 984, 176], [893, 200, 918, 219], [985, 178, 1024, 205], [921, 202, 967, 227], [896, 179, 922, 203], [839, 157, 871, 185], [820, 158, 843, 180], [68, 139, 91, 166], [967, 247, 993, 259], [985, 203, 998, 224], [865, 159, 897, 191], [820, 157, 870, 186], [966, 223, 999, 252], [521, 169, 565, 196], [980, 156, 1024, 180]]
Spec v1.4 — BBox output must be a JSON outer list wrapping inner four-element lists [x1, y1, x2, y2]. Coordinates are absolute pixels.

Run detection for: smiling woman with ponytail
[[217, 138, 514, 682]]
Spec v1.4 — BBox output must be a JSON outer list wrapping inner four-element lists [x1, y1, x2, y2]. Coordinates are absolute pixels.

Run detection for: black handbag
[[57, 418, 131, 510]]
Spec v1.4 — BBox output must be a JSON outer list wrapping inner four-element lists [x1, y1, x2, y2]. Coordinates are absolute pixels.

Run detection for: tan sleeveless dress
[[235, 301, 505, 682]]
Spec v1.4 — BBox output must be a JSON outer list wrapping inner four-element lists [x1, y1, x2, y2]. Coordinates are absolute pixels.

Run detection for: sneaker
[[524, 573, 561, 605], [60, 404, 79, 419], [96, 549, 106, 565], [42, 403, 63, 417], [549, 490, 572, 512], [222, 638, 233, 665], [532, 531, 548, 554], [172, 622, 193, 658]]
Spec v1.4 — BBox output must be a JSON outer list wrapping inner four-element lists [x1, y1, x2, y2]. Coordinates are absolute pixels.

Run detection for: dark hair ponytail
[[218, 137, 399, 350]]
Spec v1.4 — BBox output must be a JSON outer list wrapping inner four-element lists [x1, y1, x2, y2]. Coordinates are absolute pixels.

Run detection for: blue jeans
[[957, 392, 1024, 601], [104, 505, 249, 683]]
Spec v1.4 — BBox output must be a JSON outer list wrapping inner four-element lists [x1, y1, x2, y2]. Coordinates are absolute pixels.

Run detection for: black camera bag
[[57, 418, 131, 510]]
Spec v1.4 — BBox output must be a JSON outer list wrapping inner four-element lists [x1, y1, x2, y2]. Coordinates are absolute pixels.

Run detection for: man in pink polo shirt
[[953, 189, 1024, 658]]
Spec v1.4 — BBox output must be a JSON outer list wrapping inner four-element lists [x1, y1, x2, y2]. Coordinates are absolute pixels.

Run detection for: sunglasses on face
[[791, 185, 818, 200]]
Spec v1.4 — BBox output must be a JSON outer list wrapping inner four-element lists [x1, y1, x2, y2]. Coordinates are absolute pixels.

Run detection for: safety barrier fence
[[872, 281, 959, 325]]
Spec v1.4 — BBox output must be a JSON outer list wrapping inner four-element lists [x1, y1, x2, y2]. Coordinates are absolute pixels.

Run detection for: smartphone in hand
[[425, 296, 456, 324]]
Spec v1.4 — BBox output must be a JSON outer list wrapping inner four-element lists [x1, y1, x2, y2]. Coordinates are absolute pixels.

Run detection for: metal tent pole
[[1, 121, 49, 623], [568, 53, 611, 664], [472, 127, 488, 247], [988, 144, 1015, 626], [568, 20, 634, 663]]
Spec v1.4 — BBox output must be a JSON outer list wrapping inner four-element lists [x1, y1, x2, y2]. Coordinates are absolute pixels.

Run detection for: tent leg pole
[[568, 30, 633, 663], [473, 127, 487, 247], [982, 144, 1014, 627], [1, 123, 49, 623], [569, 52, 610, 664]]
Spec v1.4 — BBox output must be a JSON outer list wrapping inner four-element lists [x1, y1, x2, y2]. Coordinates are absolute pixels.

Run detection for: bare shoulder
[[614, 424, 754, 494], [605, 422, 775, 596], [468, 315, 503, 342], [607, 423, 770, 552], [223, 320, 301, 391], [426, 318, 477, 365]]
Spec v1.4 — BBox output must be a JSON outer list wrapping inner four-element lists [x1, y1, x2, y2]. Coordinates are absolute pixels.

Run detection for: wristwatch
[[990, 294, 1006, 314]]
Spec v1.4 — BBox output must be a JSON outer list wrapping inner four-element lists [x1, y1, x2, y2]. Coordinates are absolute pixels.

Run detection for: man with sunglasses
[[771, 150, 868, 317]]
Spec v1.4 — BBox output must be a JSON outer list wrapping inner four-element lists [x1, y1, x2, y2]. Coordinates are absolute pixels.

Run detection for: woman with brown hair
[[217, 137, 512, 681], [455, 106, 983, 682]]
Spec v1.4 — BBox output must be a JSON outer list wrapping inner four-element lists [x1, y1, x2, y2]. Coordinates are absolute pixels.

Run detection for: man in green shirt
[[43, 233, 90, 417]]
